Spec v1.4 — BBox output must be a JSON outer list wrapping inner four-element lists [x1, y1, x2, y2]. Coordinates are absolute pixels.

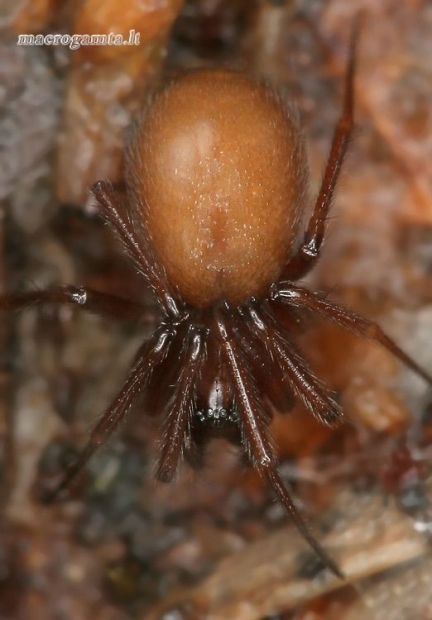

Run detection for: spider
[[2, 25, 431, 580]]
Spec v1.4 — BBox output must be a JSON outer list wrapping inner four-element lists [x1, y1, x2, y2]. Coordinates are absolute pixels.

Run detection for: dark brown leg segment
[[156, 327, 206, 483], [282, 22, 358, 281], [273, 283, 432, 385], [247, 304, 343, 426], [92, 181, 180, 319], [0, 285, 148, 323], [45, 327, 174, 501], [216, 312, 343, 579]]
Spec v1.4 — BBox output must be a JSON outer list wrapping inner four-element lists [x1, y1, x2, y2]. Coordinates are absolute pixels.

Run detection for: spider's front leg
[[216, 310, 344, 580], [44, 326, 175, 502], [245, 303, 343, 427], [155, 325, 207, 483]]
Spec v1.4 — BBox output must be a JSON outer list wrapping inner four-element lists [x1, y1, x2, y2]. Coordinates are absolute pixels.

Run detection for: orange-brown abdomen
[[128, 69, 307, 308]]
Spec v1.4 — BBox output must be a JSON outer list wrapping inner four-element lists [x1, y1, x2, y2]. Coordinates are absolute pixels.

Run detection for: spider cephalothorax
[[3, 26, 431, 580]]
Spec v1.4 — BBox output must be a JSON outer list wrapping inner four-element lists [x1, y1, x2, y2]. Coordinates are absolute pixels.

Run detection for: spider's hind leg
[[282, 18, 359, 282]]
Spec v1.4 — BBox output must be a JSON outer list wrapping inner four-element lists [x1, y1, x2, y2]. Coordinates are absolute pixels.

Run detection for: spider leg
[[0, 285, 148, 323], [246, 302, 343, 426], [234, 309, 296, 415], [156, 327, 206, 483], [92, 181, 181, 319], [282, 20, 358, 282], [45, 327, 174, 502], [216, 311, 343, 580], [273, 283, 432, 385]]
